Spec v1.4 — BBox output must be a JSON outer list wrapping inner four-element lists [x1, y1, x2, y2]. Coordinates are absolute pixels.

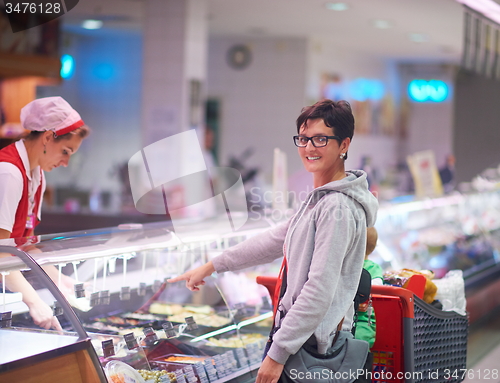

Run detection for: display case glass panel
[[374, 190, 500, 285], [0, 215, 282, 382]]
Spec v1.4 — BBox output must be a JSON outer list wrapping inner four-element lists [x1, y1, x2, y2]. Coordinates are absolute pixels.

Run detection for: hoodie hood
[[308, 169, 378, 227]]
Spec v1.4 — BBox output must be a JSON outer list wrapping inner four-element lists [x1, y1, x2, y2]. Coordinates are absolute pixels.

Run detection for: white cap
[[20, 97, 84, 136]]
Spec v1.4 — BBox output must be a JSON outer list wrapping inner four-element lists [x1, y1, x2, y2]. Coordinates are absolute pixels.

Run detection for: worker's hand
[[58, 273, 80, 298], [167, 261, 215, 291], [41, 265, 78, 299], [256, 356, 284, 383], [27, 298, 63, 331]]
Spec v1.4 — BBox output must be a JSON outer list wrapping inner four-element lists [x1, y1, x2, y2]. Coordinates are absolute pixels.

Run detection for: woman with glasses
[[169, 99, 378, 383]]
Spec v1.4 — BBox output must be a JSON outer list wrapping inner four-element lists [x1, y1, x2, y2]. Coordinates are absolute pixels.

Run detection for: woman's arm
[[0, 229, 62, 330], [41, 264, 77, 298], [256, 356, 284, 383], [3, 270, 62, 330], [167, 261, 215, 291], [169, 219, 291, 290], [211, 219, 290, 273], [0, 228, 11, 239]]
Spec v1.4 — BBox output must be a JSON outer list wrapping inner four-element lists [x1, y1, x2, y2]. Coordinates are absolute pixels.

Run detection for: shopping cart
[[256, 276, 468, 383]]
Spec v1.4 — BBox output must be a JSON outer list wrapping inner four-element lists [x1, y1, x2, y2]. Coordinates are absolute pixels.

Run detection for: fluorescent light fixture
[[190, 324, 238, 342], [325, 2, 349, 11], [455, 0, 500, 24], [372, 19, 393, 29], [82, 19, 103, 30], [237, 312, 273, 328], [409, 33, 428, 43]]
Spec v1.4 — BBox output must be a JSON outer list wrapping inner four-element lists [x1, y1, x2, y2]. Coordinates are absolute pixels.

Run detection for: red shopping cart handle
[[372, 285, 415, 319], [256, 276, 278, 303], [257, 276, 416, 319]]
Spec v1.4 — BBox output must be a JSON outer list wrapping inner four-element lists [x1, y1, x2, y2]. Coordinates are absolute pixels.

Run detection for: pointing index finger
[[167, 275, 185, 283]]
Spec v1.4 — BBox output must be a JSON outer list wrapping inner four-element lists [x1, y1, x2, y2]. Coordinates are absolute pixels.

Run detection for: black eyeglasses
[[293, 135, 341, 148]]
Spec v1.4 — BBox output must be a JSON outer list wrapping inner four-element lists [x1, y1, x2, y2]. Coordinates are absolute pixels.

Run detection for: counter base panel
[[0, 348, 102, 383], [0, 331, 105, 383]]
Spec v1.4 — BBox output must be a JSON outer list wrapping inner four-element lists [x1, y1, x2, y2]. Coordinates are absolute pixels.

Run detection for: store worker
[[169, 99, 378, 383], [0, 96, 90, 330]]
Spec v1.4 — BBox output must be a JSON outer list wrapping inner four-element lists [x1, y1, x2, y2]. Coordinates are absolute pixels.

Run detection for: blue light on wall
[[93, 63, 115, 80], [408, 79, 449, 102], [349, 78, 385, 101], [60, 54, 75, 79]]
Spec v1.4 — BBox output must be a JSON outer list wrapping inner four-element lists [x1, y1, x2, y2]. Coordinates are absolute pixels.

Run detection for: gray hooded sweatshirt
[[212, 169, 378, 365]]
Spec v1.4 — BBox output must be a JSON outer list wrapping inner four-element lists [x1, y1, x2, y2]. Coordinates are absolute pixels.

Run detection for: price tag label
[[123, 333, 139, 350], [174, 370, 187, 383], [102, 339, 115, 357]]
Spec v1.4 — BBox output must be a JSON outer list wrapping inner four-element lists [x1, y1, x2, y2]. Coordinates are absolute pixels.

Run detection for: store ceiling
[[63, 0, 465, 62]]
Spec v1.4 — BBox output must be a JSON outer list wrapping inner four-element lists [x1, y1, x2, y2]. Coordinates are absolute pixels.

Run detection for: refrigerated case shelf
[[374, 189, 500, 284]]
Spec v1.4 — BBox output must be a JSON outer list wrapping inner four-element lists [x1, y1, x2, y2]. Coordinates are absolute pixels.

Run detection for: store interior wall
[[34, 28, 459, 212], [37, 31, 143, 209], [207, 36, 308, 188], [398, 63, 455, 169], [207, 35, 407, 195], [306, 37, 402, 185], [454, 70, 500, 183]]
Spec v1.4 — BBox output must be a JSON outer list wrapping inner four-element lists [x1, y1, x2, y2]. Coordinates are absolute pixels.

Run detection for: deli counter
[[373, 189, 500, 284], [372, 188, 500, 323], [0, 215, 282, 383], [1, 187, 500, 381]]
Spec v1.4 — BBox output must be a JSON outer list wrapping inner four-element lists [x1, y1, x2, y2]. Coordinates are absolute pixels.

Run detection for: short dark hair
[[296, 99, 354, 159]]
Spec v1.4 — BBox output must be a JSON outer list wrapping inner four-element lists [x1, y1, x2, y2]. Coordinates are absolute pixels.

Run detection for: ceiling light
[[371, 19, 393, 29], [82, 20, 103, 30], [325, 2, 349, 11], [455, 0, 500, 24], [409, 33, 428, 43]]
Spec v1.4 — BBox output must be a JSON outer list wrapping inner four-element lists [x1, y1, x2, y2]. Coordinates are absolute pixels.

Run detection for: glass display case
[[4, 188, 497, 381], [373, 189, 500, 289], [0, 214, 282, 383], [0, 246, 107, 383]]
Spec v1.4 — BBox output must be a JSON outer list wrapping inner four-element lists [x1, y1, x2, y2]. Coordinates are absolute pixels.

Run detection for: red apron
[[0, 143, 43, 238]]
